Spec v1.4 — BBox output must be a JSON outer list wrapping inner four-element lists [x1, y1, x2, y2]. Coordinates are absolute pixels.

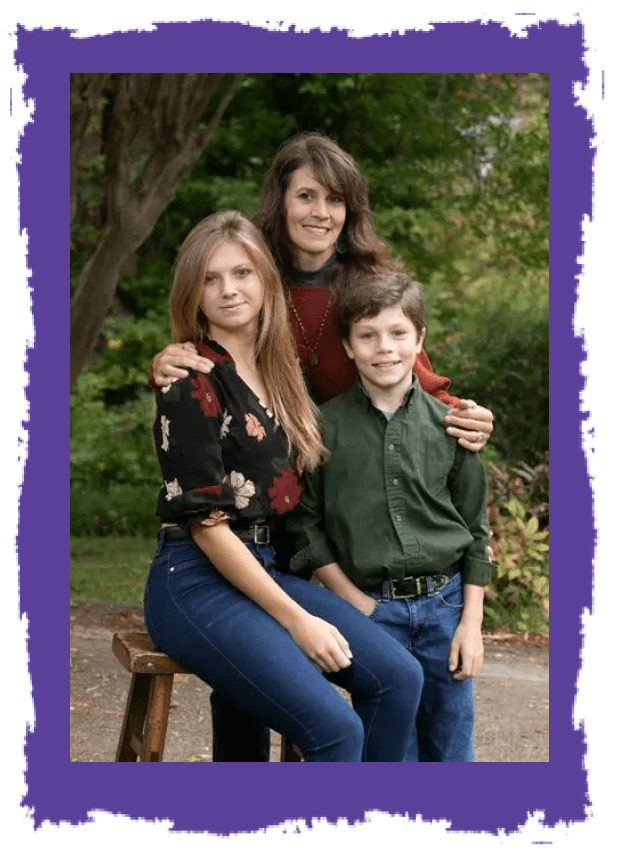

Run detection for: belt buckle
[[253, 524, 270, 545]]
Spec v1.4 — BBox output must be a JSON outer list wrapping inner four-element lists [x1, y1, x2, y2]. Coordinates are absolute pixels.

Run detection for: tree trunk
[[70, 73, 244, 389]]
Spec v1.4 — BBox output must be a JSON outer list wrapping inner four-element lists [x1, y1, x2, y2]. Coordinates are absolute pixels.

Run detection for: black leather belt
[[368, 566, 459, 600], [162, 521, 273, 546]]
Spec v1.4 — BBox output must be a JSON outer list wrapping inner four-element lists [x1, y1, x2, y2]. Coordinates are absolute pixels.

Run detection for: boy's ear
[[418, 327, 426, 350], [342, 338, 354, 359]]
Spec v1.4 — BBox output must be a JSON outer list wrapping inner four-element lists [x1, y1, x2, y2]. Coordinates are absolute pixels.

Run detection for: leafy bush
[[484, 455, 549, 633], [71, 484, 160, 537], [426, 269, 549, 464]]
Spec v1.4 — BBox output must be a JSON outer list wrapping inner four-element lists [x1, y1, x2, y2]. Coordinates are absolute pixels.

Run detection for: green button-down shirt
[[286, 378, 494, 589]]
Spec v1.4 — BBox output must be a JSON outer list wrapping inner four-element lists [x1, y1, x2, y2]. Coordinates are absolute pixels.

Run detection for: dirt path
[[70, 601, 549, 763]]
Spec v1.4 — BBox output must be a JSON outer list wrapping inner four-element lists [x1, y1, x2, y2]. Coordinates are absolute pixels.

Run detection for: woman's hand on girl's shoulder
[[151, 342, 211, 388], [444, 399, 494, 452]]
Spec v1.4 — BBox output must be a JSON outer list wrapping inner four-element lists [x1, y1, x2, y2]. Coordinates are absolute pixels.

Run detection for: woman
[[150, 133, 494, 761], [144, 210, 423, 761]]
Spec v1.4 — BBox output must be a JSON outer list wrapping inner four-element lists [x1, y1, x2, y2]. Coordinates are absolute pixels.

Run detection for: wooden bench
[[112, 631, 302, 762]]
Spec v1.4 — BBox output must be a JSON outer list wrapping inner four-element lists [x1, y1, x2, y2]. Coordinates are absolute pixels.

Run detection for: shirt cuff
[[462, 556, 495, 585], [289, 538, 337, 577]]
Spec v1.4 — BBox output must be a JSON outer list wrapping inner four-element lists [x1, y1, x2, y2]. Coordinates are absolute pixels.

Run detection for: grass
[[70, 535, 156, 604]]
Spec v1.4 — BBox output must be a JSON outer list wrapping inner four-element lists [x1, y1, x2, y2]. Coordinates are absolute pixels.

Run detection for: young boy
[[285, 272, 495, 762]]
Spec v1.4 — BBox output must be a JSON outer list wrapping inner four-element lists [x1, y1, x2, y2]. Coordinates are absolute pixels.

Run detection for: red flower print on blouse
[[191, 374, 221, 417], [195, 485, 223, 496], [268, 468, 303, 514]]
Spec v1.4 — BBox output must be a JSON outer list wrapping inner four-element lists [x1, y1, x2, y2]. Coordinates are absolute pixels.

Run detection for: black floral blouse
[[153, 339, 303, 528]]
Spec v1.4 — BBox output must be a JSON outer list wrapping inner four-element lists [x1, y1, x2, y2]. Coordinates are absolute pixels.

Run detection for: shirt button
[[395, 515, 402, 522], [388, 444, 395, 451], [393, 478, 399, 486]]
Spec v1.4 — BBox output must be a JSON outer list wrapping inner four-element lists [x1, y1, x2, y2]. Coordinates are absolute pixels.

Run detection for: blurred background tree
[[70, 73, 548, 631]]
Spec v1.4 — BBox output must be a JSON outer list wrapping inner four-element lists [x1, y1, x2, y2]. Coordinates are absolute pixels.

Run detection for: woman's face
[[199, 240, 265, 342], [283, 165, 346, 271]]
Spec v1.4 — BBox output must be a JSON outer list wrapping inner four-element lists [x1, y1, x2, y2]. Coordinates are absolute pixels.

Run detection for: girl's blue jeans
[[144, 530, 423, 762]]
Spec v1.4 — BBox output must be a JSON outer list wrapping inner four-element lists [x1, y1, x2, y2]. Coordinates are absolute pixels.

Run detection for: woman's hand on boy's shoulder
[[151, 342, 212, 388], [445, 399, 494, 452]]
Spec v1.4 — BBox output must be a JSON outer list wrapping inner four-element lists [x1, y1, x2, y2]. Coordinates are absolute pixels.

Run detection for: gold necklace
[[289, 292, 334, 366]]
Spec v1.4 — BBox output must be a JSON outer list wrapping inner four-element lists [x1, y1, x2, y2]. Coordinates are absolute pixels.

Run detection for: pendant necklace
[[289, 292, 334, 366]]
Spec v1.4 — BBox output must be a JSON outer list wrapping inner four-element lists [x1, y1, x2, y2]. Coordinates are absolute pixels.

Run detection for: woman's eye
[[330, 195, 344, 204]]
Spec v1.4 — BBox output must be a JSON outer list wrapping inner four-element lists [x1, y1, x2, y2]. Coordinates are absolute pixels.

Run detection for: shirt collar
[[352, 375, 419, 412], [287, 255, 338, 286]]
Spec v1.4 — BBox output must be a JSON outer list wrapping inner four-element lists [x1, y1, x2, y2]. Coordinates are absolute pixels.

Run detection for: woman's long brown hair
[[253, 132, 401, 297], [170, 210, 325, 472]]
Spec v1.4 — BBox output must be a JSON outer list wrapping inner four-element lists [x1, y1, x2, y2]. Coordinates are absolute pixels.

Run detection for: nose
[[220, 275, 239, 296], [376, 334, 393, 352], [311, 194, 329, 219]]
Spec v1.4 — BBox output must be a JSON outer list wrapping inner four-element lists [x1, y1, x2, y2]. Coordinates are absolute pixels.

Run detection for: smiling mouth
[[303, 225, 330, 234], [220, 303, 246, 311], [372, 361, 401, 369]]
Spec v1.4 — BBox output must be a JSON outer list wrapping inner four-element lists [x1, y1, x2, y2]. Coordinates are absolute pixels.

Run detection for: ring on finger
[[476, 431, 486, 443]]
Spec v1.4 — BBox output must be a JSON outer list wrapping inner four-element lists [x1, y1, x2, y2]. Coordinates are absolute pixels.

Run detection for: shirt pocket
[[421, 438, 454, 494]]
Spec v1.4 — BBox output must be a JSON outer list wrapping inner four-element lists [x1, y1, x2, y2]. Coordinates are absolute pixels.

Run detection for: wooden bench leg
[[280, 735, 303, 762], [116, 673, 174, 761], [116, 673, 151, 761], [142, 675, 174, 761]]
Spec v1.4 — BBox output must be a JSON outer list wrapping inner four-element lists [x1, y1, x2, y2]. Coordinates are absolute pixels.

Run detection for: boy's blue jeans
[[367, 572, 475, 762], [211, 571, 474, 762], [144, 530, 423, 762]]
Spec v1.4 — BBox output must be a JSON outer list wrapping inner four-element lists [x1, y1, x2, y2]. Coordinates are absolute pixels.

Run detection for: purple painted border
[[19, 20, 590, 833]]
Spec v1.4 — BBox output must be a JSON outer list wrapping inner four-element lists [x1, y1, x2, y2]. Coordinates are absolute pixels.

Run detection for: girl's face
[[199, 240, 265, 341], [283, 165, 346, 271]]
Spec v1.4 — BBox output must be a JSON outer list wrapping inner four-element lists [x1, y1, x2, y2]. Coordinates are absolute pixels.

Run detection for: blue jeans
[[369, 573, 475, 762], [144, 530, 423, 762]]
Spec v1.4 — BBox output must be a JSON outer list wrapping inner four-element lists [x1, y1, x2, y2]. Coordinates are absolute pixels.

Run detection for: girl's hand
[[445, 399, 494, 452], [151, 342, 211, 388], [287, 614, 353, 673]]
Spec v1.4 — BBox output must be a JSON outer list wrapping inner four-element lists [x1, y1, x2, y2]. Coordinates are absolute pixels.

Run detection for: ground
[[70, 600, 549, 763]]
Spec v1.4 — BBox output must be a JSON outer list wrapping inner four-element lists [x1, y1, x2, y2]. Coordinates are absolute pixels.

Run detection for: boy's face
[[343, 306, 426, 402]]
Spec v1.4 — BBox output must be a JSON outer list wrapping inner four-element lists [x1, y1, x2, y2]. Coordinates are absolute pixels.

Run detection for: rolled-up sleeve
[[448, 449, 495, 585], [153, 372, 238, 527], [284, 465, 338, 577]]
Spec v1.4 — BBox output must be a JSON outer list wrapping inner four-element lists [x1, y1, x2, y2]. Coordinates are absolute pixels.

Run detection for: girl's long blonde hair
[[170, 210, 325, 472]]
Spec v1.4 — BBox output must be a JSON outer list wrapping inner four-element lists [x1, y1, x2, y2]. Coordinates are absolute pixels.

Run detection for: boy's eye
[[358, 332, 374, 339], [392, 330, 407, 338]]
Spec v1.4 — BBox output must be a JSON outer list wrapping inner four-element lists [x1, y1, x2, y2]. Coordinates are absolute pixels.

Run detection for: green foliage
[[426, 269, 549, 462], [483, 456, 549, 634], [70, 485, 160, 537]]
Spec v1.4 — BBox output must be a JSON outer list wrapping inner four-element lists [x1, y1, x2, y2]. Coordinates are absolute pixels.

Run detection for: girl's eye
[[330, 195, 344, 204], [236, 268, 250, 277]]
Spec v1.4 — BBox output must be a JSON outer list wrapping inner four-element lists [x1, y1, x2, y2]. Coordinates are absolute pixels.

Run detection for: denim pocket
[[437, 575, 464, 610]]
